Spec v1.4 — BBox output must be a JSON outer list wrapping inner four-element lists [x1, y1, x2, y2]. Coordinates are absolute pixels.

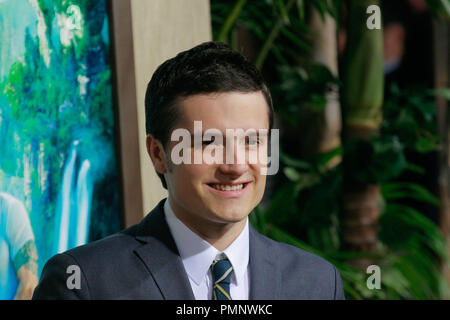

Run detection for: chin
[[211, 206, 251, 223]]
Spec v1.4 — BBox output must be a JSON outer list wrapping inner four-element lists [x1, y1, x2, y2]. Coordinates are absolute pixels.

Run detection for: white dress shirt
[[164, 198, 250, 300]]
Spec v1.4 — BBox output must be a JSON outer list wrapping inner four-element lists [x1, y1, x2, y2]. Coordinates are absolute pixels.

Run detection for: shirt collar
[[164, 198, 249, 286]]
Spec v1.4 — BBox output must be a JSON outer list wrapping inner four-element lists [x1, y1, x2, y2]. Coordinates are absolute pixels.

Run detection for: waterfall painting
[[0, 0, 121, 299]]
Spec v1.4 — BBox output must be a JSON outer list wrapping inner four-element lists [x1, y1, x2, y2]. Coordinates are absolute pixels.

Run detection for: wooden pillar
[[110, 0, 212, 226], [110, 0, 143, 227], [130, 0, 212, 216]]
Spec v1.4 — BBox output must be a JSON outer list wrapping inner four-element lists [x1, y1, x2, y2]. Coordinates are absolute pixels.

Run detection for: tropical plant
[[211, 0, 449, 299]]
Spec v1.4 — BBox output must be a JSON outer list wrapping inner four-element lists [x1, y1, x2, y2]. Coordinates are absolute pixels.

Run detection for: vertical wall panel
[[130, 0, 212, 215]]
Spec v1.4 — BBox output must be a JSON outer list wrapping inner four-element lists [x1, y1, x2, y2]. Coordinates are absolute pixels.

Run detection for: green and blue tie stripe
[[211, 258, 233, 300]]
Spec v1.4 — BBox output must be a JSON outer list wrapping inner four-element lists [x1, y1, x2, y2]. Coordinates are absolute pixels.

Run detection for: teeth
[[211, 184, 244, 191]]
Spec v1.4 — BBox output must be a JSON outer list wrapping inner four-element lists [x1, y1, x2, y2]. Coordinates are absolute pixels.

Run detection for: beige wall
[[130, 0, 212, 216]]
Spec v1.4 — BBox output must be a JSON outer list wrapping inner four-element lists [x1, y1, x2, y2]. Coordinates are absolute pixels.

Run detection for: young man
[[33, 42, 345, 300]]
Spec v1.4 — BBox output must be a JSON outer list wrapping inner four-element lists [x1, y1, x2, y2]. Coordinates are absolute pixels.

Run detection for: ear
[[146, 135, 168, 174]]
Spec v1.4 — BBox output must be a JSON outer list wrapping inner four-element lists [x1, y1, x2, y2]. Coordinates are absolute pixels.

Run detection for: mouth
[[206, 182, 251, 198]]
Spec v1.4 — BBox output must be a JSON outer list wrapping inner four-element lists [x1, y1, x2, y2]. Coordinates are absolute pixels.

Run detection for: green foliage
[[425, 0, 450, 20], [309, 0, 341, 21], [344, 135, 406, 184], [212, 0, 449, 299], [212, 0, 313, 66], [379, 202, 448, 299], [382, 182, 441, 207], [382, 84, 440, 154], [273, 64, 340, 127], [431, 88, 450, 100]]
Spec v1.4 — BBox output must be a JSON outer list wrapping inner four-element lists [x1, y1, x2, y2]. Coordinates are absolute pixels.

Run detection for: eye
[[202, 140, 213, 146], [202, 136, 216, 146], [246, 137, 260, 146]]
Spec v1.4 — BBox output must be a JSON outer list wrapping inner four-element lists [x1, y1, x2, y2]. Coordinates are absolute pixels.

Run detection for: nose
[[217, 162, 248, 178], [217, 138, 249, 177]]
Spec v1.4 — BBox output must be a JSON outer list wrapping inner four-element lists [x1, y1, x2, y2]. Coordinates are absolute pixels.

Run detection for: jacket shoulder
[[254, 231, 345, 299], [61, 225, 141, 268], [33, 226, 148, 300]]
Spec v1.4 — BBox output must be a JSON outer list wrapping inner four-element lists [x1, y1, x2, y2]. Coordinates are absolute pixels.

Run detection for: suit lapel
[[248, 226, 281, 300], [132, 199, 195, 300], [131, 199, 280, 300]]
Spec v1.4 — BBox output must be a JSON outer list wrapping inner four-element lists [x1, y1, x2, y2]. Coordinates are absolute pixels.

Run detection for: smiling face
[[148, 91, 269, 240]]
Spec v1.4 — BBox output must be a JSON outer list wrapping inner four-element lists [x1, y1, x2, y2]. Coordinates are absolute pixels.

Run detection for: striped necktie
[[211, 258, 233, 300]]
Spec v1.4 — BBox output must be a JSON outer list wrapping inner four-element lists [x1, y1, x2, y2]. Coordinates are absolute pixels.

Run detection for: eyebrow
[[187, 128, 267, 134], [185, 130, 268, 144], [186, 131, 267, 138]]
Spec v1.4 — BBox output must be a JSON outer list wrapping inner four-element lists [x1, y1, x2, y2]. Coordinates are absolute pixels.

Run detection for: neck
[[168, 198, 247, 251], [194, 219, 247, 251]]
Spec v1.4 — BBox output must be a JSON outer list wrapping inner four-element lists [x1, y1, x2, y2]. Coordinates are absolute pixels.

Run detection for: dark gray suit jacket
[[33, 199, 345, 299]]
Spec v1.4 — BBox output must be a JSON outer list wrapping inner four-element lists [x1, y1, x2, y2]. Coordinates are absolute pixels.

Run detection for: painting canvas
[[0, 0, 121, 299]]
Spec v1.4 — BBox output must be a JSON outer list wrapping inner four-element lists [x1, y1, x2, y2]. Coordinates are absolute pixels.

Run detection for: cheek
[[250, 142, 269, 166], [256, 174, 267, 195], [249, 149, 268, 177], [250, 165, 266, 191], [171, 163, 211, 187]]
